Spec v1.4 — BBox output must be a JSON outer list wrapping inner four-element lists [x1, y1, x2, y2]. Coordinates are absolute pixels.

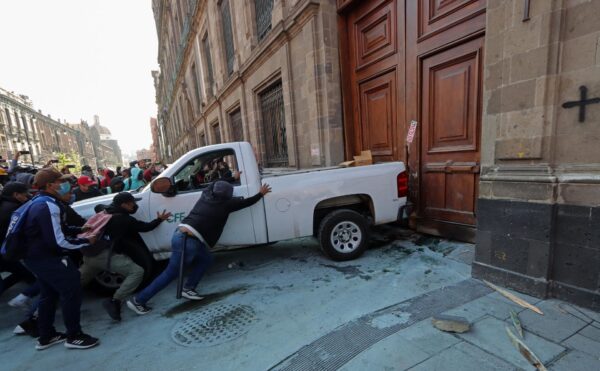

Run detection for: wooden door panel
[[420, 37, 483, 226], [354, 0, 397, 70], [359, 70, 396, 160], [418, 0, 486, 40], [427, 53, 479, 153]]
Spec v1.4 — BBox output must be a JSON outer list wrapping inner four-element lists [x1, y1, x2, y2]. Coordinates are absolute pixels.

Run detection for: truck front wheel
[[318, 209, 369, 261]]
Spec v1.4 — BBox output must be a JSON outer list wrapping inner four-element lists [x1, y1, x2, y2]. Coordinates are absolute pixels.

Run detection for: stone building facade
[[473, 0, 600, 310], [149, 117, 161, 162], [152, 0, 344, 168], [0, 88, 43, 164], [0, 86, 123, 172]]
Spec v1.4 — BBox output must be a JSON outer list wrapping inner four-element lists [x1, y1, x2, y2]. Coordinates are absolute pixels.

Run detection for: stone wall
[[474, 0, 600, 309], [155, 0, 344, 169]]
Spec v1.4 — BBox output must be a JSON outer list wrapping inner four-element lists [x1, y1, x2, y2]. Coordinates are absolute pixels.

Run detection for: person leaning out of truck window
[[127, 180, 272, 314]]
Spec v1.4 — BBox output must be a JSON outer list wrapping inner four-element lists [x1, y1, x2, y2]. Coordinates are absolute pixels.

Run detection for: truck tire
[[318, 209, 369, 261]]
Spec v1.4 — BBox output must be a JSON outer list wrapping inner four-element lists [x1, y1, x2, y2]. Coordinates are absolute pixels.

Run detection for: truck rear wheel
[[318, 209, 369, 261]]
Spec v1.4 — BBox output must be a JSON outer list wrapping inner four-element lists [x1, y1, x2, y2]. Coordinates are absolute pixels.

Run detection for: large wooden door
[[340, 0, 405, 163], [406, 0, 486, 241], [420, 37, 483, 227], [339, 0, 486, 242]]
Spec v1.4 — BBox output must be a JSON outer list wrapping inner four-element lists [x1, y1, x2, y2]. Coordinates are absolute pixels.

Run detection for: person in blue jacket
[[21, 168, 100, 350]]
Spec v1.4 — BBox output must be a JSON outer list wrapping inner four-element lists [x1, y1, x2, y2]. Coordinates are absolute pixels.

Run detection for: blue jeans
[[136, 230, 213, 304]]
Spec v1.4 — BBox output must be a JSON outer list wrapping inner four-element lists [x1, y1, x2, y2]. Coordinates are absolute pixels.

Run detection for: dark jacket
[[73, 187, 102, 202], [180, 182, 263, 247], [0, 196, 22, 243], [64, 204, 86, 227], [23, 192, 90, 260], [104, 204, 163, 255]]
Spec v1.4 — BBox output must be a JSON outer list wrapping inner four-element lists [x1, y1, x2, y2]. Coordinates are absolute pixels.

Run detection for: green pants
[[80, 249, 144, 301]]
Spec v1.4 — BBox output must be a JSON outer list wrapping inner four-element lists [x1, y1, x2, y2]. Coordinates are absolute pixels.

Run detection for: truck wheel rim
[[330, 221, 362, 254], [95, 271, 125, 289]]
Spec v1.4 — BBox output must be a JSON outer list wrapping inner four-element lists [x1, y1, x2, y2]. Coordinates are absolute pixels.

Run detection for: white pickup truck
[[73, 142, 408, 287]]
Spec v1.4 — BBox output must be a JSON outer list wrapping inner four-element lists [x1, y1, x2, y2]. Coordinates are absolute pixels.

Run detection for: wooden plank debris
[[483, 280, 544, 315], [510, 310, 524, 338], [505, 326, 547, 371]]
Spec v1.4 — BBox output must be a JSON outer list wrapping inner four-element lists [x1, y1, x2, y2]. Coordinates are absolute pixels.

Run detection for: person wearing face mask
[[20, 168, 99, 350], [79, 192, 170, 321]]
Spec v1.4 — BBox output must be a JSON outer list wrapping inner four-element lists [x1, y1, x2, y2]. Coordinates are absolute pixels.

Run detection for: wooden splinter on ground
[[483, 280, 544, 315], [505, 327, 547, 371]]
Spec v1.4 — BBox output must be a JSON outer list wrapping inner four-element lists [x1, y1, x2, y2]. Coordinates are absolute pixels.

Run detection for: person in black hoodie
[[128, 181, 271, 314], [0, 182, 37, 297], [79, 192, 170, 321]]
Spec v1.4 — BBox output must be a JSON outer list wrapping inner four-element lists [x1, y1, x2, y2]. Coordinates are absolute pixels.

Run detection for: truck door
[[148, 148, 257, 251]]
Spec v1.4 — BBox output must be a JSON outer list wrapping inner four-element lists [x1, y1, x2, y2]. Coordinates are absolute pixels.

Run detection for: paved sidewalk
[[0, 226, 598, 370]]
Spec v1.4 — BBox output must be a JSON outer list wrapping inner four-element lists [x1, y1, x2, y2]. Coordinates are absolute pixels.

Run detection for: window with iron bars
[[212, 122, 221, 144], [191, 63, 202, 108], [259, 81, 288, 167], [202, 34, 214, 96], [229, 108, 244, 142], [255, 0, 273, 42], [219, 0, 235, 76]]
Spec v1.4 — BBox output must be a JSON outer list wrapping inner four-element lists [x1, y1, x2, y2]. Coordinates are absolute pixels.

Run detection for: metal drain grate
[[171, 304, 256, 347]]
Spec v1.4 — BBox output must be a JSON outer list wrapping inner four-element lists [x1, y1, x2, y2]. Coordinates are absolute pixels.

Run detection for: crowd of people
[[0, 152, 271, 352], [0, 152, 167, 201]]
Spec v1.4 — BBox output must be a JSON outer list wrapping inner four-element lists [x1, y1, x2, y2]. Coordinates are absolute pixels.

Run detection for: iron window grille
[[203, 35, 214, 95], [219, 0, 235, 76], [191, 63, 202, 108], [229, 109, 244, 142], [212, 123, 221, 144], [259, 81, 288, 167], [255, 0, 273, 41]]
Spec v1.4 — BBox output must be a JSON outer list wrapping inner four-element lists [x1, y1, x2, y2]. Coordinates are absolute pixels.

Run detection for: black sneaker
[[181, 288, 204, 301], [14, 317, 39, 338], [36, 332, 67, 350], [126, 297, 152, 315], [65, 333, 99, 349], [102, 299, 122, 321]]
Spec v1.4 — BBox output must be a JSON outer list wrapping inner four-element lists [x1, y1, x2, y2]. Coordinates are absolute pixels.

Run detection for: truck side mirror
[[151, 177, 173, 195]]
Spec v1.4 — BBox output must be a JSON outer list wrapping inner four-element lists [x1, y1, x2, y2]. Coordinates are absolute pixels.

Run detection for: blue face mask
[[57, 182, 71, 196]]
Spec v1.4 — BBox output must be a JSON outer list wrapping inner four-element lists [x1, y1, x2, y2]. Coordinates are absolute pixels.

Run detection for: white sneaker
[[181, 289, 204, 301], [8, 294, 32, 310], [13, 325, 25, 335]]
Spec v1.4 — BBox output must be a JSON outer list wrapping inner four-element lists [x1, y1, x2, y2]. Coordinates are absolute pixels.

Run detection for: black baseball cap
[[1, 181, 30, 197], [113, 192, 135, 205]]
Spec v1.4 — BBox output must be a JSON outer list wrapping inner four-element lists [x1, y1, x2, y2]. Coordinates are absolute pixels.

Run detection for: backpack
[[1, 195, 53, 261], [78, 211, 114, 257]]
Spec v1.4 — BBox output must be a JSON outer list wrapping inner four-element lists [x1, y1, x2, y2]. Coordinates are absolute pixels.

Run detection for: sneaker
[[14, 317, 39, 338], [36, 332, 67, 350], [8, 293, 32, 310], [181, 288, 204, 301], [126, 297, 152, 315], [102, 299, 122, 321], [13, 325, 25, 335], [65, 333, 99, 349]]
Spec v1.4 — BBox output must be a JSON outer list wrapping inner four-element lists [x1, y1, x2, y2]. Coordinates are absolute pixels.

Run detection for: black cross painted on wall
[[562, 86, 600, 123]]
